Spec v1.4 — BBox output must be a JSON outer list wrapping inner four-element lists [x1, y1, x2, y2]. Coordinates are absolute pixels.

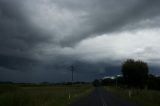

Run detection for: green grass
[[0, 84, 93, 106], [105, 86, 160, 106]]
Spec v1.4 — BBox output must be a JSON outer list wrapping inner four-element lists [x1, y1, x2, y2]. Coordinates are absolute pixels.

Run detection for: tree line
[[93, 59, 160, 90]]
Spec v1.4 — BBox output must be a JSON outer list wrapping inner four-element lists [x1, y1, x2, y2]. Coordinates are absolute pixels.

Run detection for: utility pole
[[67, 65, 75, 105], [70, 65, 74, 84]]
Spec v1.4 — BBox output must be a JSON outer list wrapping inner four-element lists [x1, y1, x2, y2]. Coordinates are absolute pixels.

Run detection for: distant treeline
[[93, 59, 160, 91], [0, 81, 90, 86], [147, 74, 160, 90], [93, 74, 160, 90]]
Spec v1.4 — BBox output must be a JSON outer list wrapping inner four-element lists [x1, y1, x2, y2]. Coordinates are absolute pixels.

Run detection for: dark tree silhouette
[[122, 59, 149, 88], [92, 79, 101, 87]]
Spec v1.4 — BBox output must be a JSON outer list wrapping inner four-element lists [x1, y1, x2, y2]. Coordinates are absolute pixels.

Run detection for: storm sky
[[0, 0, 160, 83]]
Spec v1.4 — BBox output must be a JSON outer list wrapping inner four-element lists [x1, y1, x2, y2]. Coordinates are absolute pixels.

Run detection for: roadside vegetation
[[99, 59, 160, 106], [0, 84, 93, 106], [105, 86, 160, 106]]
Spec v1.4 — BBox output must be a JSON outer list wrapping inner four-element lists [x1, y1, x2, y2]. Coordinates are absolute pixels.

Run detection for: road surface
[[71, 87, 139, 106]]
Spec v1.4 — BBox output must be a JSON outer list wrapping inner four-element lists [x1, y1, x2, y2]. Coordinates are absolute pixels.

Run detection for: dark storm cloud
[[1, 0, 160, 53], [0, 0, 51, 58], [54, 0, 160, 46], [0, 0, 52, 75], [1, 0, 158, 47], [0, 0, 160, 82], [0, 54, 38, 71]]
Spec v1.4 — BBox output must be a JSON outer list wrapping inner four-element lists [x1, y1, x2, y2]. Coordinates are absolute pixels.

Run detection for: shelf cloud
[[0, 0, 160, 82]]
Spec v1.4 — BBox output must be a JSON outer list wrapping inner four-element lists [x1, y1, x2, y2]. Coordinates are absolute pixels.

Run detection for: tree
[[92, 79, 101, 87], [122, 59, 149, 88]]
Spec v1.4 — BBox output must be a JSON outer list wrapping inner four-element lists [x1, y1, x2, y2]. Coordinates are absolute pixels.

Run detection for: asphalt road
[[71, 87, 139, 106]]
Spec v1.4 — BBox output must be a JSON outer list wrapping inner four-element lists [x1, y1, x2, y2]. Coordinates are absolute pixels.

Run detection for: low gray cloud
[[0, 0, 160, 82], [48, 0, 160, 45]]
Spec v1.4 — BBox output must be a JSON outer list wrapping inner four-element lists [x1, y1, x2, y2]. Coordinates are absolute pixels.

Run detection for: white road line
[[98, 88, 108, 106], [101, 96, 107, 106]]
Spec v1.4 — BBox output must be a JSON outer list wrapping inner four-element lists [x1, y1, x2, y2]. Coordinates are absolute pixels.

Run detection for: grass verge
[[105, 86, 160, 106]]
